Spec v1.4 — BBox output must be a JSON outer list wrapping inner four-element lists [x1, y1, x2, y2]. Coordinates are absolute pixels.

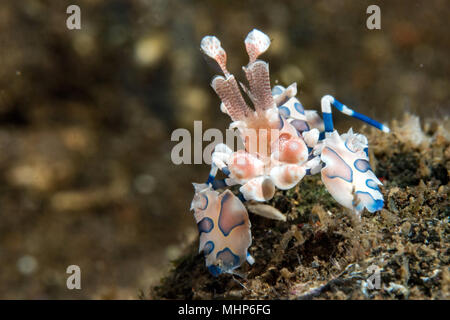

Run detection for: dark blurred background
[[0, 0, 448, 298]]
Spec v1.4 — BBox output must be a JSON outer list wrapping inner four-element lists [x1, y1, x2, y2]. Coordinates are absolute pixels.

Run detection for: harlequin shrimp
[[190, 29, 390, 276]]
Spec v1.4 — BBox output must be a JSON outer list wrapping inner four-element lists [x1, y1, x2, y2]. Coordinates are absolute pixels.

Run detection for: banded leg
[[321, 95, 390, 133], [206, 146, 243, 199]]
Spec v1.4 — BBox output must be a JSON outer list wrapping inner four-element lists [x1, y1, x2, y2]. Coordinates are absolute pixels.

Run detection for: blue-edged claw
[[320, 130, 384, 215], [191, 184, 253, 276]]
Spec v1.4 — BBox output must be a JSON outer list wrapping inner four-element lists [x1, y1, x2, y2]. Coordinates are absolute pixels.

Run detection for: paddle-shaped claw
[[320, 129, 384, 215], [191, 184, 253, 276]]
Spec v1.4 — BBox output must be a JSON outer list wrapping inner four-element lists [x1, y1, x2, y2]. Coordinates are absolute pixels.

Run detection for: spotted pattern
[[216, 247, 241, 269], [278, 106, 290, 118], [291, 119, 310, 133], [194, 189, 251, 277], [323, 147, 353, 182], [218, 192, 246, 236], [202, 241, 215, 255], [197, 217, 214, 234], [366, 179, 380, 191], [294, 102, 304, 114], [354, 159, 371, 173], [272, 85, 284, 95]]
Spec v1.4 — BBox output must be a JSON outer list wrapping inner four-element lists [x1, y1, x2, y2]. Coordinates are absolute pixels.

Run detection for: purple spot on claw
[[278, 106, 290, 118], [197, 217, 214, 234], [291, 120, 310, 133], [354, 159, 371, 173], [216, 247, 241, 270]]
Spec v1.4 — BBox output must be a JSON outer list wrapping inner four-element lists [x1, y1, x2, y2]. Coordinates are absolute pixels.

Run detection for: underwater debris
[[390, 114, 430, 147]]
